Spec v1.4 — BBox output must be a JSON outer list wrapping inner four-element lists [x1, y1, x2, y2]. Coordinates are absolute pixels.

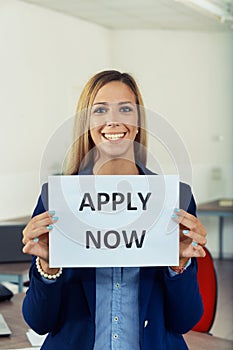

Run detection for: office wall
[[0, 0, 111, 220], [111, 29, 233, 257]]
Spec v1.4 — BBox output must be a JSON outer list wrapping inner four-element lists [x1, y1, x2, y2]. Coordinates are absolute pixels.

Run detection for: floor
[[211, 258, 233, 341], [2, 258, 233, 341]]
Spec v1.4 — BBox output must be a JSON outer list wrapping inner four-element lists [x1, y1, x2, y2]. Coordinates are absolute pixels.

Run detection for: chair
[[192, 247, 217, 333]]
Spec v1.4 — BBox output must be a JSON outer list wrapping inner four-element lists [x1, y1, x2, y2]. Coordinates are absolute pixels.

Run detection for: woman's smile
[[101, 132, 126, 141]]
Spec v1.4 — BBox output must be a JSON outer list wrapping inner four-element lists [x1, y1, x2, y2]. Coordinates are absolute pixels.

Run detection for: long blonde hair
[[65, 70, 147, 175]]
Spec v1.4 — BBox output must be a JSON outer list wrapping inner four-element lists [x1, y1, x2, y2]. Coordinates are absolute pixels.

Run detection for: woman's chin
[[97, 141, 135, 160]]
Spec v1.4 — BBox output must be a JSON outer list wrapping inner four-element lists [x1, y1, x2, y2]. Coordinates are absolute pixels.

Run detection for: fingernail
[[192, 241, 198, 247], [46, 225, 53, 230], [33, 237, 39, 243], [174, 208, 180, 212], [49, 210, 55, 216], [172, 214, 178, 218], [52, 216, 58, 221], [183, 230, 189, 234]]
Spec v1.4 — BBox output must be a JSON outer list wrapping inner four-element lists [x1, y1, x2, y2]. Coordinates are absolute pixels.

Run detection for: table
[[0, 294, 233, 350], [184, 331, 233, 350], [0, 263, 30, 293], [0, 293, 29, 349], [197, 198, 233, 259]]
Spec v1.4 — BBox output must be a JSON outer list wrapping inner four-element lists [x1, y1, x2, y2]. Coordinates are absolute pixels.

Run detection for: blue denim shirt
[[94, 267, 140, 350], [93, 262, 191, 349]]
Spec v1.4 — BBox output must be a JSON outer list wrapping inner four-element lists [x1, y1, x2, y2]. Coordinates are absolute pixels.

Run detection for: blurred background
[[0, 0, 232, 341]]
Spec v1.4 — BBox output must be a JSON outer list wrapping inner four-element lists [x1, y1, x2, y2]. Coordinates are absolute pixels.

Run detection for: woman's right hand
[[22, 211, 59, 274]]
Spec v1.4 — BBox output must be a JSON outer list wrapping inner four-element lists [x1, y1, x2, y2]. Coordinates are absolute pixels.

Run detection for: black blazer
[[23, 163, 203, 350]]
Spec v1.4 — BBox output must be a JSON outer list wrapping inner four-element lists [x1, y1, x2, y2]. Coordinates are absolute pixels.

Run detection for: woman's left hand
[[173, 209, 207, 267]]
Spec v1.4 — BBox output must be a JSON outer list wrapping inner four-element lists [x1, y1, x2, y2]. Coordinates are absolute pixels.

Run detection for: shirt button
[[113, 333, 118, 340], [115, 282, 120, 288], [114, 316, 119, 322]]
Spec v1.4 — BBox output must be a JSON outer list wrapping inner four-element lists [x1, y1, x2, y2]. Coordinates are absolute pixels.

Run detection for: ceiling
[[21, 0, 233, 31]]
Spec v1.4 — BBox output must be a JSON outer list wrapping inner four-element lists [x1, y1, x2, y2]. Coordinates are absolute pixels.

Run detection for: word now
[[86, 229, 146, 249], [79, 192, 152, 211]]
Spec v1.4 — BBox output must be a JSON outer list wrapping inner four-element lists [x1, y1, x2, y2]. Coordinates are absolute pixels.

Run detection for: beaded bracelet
[[170, 258, 191, 274], [170, 265, 186, 274], [36, 257, 62, 280]]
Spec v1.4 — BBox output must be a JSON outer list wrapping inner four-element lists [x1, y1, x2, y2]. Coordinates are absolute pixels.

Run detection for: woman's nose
[[105, 121, 120, 127]]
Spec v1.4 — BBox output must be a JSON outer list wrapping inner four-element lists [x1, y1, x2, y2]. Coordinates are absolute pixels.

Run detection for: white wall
[[0, 0, 111, 220], [111, 29, 233, 257]]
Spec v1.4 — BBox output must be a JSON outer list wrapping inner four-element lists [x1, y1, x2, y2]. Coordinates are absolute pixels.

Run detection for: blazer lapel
[[80, 268, 96, 321], [139, 267, 157, 323]]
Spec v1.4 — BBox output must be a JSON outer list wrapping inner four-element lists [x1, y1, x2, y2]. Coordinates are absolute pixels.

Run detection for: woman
[[22, 70, 207, 350]]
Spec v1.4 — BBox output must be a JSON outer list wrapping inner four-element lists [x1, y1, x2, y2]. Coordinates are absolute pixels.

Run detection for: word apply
[[79, 192, 152, 211]]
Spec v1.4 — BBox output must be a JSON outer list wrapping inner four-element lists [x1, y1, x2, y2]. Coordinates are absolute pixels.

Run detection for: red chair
[[192, 247, 218, 333]]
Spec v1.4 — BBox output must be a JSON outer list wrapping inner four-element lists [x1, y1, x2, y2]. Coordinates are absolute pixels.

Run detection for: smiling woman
[[22, 70, 207, 350]]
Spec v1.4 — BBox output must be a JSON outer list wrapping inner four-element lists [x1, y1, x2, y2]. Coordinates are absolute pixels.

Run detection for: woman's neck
[[93, 158, 139, 175]]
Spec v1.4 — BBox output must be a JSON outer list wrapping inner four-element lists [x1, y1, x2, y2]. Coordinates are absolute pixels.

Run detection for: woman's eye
[[120, 106, 133, 113], [93, 107, 107, 114]]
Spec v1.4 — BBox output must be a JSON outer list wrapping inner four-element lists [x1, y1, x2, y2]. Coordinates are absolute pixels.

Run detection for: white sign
[[49, 175, 179, 267]]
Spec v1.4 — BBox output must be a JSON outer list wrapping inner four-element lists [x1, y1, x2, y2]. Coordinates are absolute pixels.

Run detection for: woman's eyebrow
[[93, 101, 134, 106], [118, 101, 134, 105], [92, 102, 108, 106]]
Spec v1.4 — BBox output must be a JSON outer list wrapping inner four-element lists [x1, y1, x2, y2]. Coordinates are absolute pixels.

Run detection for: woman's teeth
[[104, 133, 125, 141]]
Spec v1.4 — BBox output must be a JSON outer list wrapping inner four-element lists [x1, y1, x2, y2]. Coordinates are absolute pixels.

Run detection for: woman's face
[[90, 81, 138, 159]]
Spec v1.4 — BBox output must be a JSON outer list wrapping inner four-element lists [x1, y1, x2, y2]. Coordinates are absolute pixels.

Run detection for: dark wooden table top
[[0, 293, 30, 349], [198, 198, 233, 213], [0, 262, 31, 275]]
